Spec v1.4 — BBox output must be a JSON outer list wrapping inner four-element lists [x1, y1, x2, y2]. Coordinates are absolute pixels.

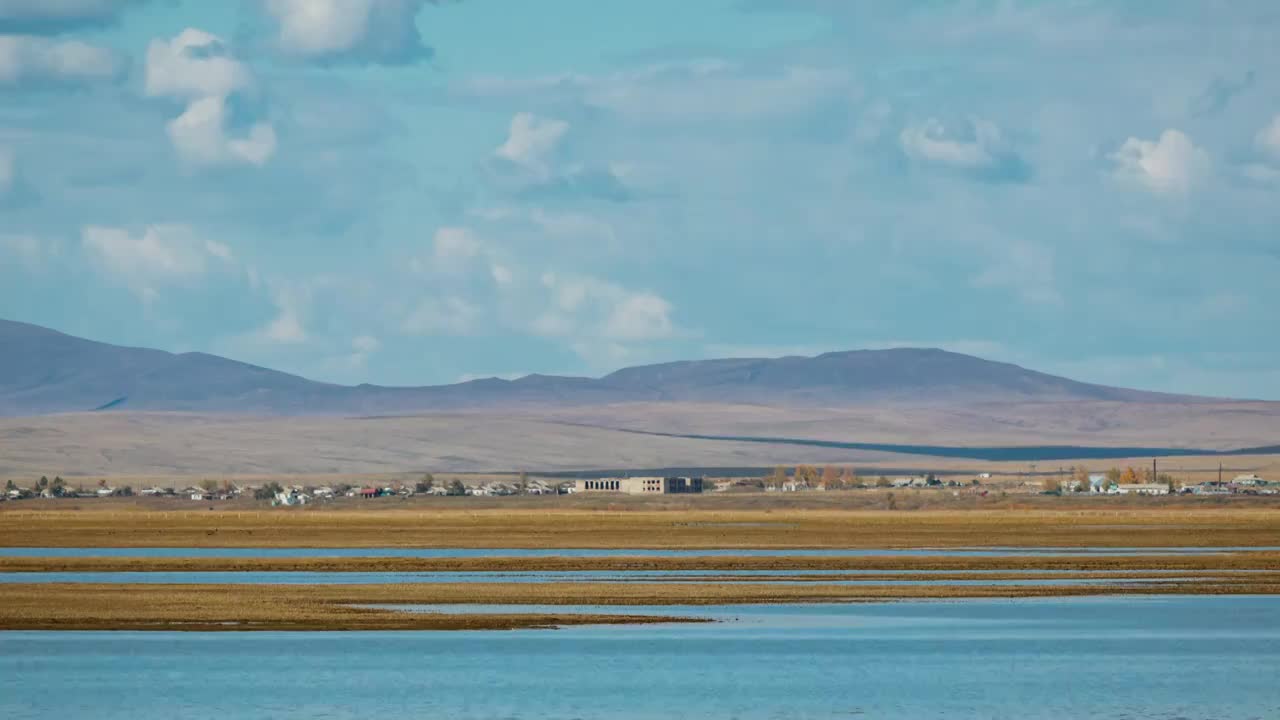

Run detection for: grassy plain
[[4, 405, 1280, 476], [3, 506, 1279, 548]]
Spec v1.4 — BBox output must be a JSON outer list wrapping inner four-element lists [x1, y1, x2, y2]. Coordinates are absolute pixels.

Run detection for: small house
[[1115, 483, 1169, 496]]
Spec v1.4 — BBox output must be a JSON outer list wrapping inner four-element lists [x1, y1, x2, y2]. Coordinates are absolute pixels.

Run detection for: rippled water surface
[[3, 595, 1278, 719]]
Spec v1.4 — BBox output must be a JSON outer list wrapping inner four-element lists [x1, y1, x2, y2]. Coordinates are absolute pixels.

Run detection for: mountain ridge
[[0, 318, 1212, 416]]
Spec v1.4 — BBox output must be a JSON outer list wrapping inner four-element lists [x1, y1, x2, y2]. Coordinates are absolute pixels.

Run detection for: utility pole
[[1153, 458, 1158, 483]]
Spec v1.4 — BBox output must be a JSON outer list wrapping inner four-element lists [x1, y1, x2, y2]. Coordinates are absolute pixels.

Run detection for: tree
[[876, 476, 891, 488], [4, 479, 16, 492], [1119, 467, 1139, 484], [793, 465, 818, 488], [1074, 466, 1091, 493], [199, 479, 219, 492], [1106, 468, 1122, 484], [446, 480, 467, 496], [820, 465, 840, 490], [118, 486, 134, 497], [37, 476, 49, 490], [1042, 477, 1062, 494], [51, 476, 66, 497], [925, 473, 941, 486], [415, 473, 436, 493], [253, 482, 283, 501], [840, 467, 858, 488], [768, 466, 788, 489]]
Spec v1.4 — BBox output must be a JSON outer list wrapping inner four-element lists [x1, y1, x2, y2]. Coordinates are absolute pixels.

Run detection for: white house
[[1115, 483, 1168, 496]]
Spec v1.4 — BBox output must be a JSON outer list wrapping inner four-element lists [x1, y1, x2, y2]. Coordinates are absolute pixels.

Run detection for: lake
[[3, 595, 1277, 719]]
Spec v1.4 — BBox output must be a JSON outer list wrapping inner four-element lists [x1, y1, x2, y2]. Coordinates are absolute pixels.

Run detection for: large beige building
[[578, 476, 704, 495]]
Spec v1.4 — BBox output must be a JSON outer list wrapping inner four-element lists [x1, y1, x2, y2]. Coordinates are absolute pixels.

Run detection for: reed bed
[[3, 507, 1279, 548], [0, 582, 706, 631], [5, 578, 1280, 632], [5, 552, 1280, 574]]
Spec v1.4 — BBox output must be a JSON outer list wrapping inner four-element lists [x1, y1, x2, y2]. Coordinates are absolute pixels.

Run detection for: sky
[[2, 1, 1279, 399]]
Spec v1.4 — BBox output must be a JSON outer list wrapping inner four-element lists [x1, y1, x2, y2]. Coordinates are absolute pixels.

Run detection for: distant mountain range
[[0, 318, 1204, 416]]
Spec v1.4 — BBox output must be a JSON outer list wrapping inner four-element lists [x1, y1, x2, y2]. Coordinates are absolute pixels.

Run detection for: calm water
[[3, 596, 1278, 719]]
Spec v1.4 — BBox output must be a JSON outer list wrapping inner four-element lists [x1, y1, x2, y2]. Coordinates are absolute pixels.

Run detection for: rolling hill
[[0, 318, 1199, 416]]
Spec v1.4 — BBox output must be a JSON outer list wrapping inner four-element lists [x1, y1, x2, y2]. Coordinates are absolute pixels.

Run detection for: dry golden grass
[[0, 582, 705, 631], [2, 506, 1279, 548], [5, 577, 1280, 632], [5, 552, 1280, 573]]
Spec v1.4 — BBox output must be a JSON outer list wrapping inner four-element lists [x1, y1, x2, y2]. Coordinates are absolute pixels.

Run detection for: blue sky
[[2, 0, 1279, 398]]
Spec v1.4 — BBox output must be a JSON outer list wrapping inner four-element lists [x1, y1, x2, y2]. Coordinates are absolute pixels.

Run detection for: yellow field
[[2, 506, 1278, 548]]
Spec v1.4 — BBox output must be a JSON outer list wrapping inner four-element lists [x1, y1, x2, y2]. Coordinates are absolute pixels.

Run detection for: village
[[1, 466, 1273, 505]]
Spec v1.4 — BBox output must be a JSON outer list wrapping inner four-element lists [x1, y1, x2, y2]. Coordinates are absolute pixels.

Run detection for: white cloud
[[0, 35, 119, 84], [433, 226, 482, 262], [167, 95, 277, 168], [145, 28, 276, 169], [81, 224, 234, 300], [1110, 129, 1209, 194], [493, 112, 569, 177], [402, 296, 481, 336], [534, 273, 680, 348], [261, 289, 307, 343], [261, 0, 433, 64], [1256, 115, 1280, 160], [899, 118, 1028, 181], [418, 226, 514, 289], [145, 28, 250, 100], [604, 292, 675, 341], [489, 264, 513, 287], [341, 334, 380, 368], [488, 113, 632, 201]]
